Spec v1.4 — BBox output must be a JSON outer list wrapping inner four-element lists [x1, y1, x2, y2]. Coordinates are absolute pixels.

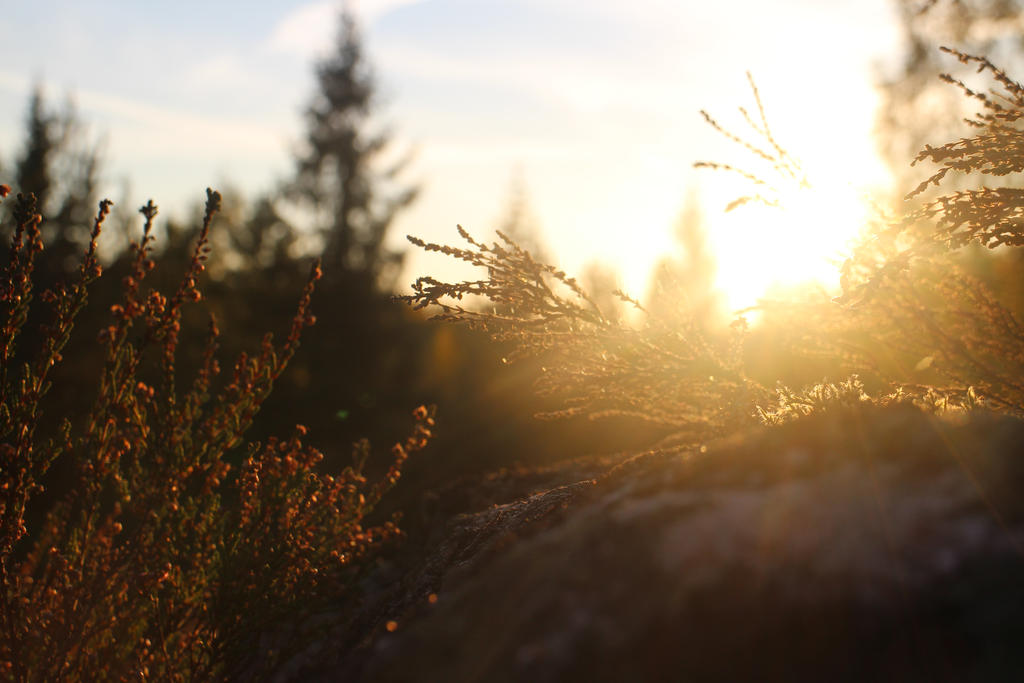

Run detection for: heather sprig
[[399, 227, 767, 440], [0, 187, 432, 681], [695, 72, 810, 213], [704, 49, 1024, 418], [400, 48, 1024, 440]]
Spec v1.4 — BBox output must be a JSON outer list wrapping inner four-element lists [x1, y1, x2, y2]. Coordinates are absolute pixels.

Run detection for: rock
[[299, 404, 1024, 682]]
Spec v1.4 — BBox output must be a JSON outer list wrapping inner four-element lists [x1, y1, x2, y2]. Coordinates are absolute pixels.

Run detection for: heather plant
[[754, 375, 982, 426], [877, 0, 1024, 187], [0, 186, 434, 681], [398, 227, 768, 443], [777, 49, 1024, 416], [400, 48, 1024, 435], [395, 80, 790, 443], [678, 52, 1024, 421]]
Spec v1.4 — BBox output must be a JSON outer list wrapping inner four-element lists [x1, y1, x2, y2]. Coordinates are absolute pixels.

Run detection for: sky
[[0, 0, 908, 308]]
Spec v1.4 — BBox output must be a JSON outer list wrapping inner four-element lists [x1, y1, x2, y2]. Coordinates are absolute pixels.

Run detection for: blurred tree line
[[7, 1, 1021, 501], [0, 11, 672, 509]]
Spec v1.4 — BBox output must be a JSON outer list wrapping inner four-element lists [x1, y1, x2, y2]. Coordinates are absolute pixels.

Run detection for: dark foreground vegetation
[[0, 185, 437, 679], [4, 1, 1024, 680], [312, 404, 1024, 682]]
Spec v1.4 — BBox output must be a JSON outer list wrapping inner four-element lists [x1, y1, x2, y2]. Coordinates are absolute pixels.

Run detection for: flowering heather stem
[[0, 184, 431, 680]]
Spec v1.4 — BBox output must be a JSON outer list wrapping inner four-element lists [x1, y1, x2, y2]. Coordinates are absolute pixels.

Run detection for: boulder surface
[[299, 404, 1024, 682]]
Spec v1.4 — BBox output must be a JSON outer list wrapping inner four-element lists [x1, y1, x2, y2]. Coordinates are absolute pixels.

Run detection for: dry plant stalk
[[0, 187, 434, 681], [404, 49, 1024, 432], [707, 51, 1024, 418], [817, 48, 1024, 415], [398, 227, 768, 441], [694, 72, 810, 212]]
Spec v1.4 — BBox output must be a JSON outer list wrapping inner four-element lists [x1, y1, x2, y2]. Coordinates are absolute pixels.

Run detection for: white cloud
[[356, 0, 427, 22], [268, 0, 426, 58], [0, 70, 30, 94], [378, 43, 689, 119], [182, 54, 263, 92], [0, 68, 288, 163], [268, 2, 335, 57], [74, 89, 285, 160]]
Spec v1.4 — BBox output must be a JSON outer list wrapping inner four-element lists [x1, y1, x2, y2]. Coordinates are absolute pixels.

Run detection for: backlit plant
[[0, 186, 434, 680], [400, 48, 1024, 434], [398, 226, 767, 443]]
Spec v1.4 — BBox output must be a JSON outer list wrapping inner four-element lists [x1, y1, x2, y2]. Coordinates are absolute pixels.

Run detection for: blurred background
[[1, 0, 908, 302], [2, 0, 1023, 495]]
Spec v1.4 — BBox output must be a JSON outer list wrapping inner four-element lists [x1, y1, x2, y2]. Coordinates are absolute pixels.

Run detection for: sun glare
[[686, 65, 891, 318], [710, 178, 872, 312]]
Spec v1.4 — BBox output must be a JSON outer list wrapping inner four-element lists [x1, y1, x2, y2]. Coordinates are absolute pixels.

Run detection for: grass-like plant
[[400, 48, 1024, 433], [779, 48, 1024, 416], [398, 227, 767, 443], [0, 186, 434, 680]]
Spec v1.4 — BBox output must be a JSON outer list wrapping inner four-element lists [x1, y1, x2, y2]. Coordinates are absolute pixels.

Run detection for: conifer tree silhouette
[[290, 11, 417, 291]]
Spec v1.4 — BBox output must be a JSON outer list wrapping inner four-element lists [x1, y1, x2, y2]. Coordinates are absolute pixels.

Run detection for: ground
[[284, 404, 1024, 682]]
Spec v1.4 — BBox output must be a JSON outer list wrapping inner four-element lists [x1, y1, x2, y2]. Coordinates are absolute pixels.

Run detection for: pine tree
[[11, 87, 102, 275], [291, 11, 417, 291], [15, 89, 55, 211]]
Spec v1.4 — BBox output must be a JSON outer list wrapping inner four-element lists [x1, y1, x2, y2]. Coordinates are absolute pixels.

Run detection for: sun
[[689, 69, 892, 317], [709, 178, 873, 313]]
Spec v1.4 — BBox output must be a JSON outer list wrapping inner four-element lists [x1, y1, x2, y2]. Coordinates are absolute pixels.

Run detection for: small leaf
[[725, 196, 753, 212]]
